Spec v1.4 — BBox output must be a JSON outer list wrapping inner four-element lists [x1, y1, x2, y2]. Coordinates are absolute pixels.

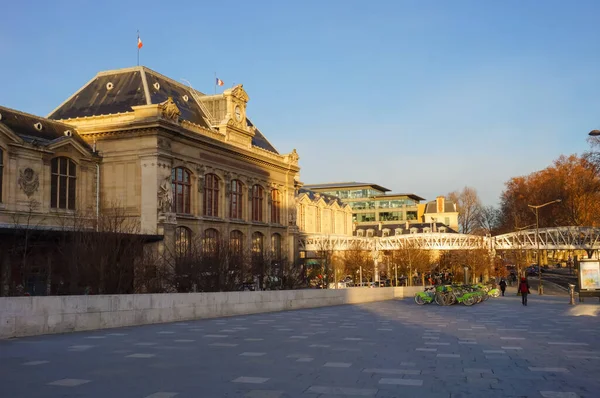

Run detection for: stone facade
[[0, 106, 99, 227], [0, 67, 301, 292], [296, 188, 353, 236]]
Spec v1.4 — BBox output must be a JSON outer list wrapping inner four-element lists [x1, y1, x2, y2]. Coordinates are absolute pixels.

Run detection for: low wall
[[0, 286, 422, 339]]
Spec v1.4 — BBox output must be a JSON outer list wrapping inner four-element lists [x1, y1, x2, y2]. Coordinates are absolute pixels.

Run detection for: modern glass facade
[[320, 188, 384, 199], [304, 184, 425, 234]]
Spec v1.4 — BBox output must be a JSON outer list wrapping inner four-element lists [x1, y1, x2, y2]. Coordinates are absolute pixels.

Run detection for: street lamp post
[[527, 199, 562, 295]]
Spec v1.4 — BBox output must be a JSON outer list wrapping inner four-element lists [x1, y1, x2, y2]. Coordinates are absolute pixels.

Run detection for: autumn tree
[[342, 240, 373, 284], [392, 238, 431, 286], [497, 154, 600, 232]]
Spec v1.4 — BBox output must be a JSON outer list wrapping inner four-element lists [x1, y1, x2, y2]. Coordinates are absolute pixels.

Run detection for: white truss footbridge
[[299, 226, 600, 252]]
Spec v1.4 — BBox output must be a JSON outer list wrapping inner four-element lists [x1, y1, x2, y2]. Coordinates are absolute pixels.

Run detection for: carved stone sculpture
[[18, 168, 39, 197], [157, 175, 173, 213], [161, 97, 181, 122]]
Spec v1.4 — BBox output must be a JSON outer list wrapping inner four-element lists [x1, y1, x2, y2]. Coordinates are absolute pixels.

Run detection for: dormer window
[[382, 229, 390, 237], [357, 230, 364, 237], [395, 228, 402, 236], [423, 227, 431, 233], [410, 227, 418, 234], [439, 226, 447, 233], [367, 229, 374, 238]]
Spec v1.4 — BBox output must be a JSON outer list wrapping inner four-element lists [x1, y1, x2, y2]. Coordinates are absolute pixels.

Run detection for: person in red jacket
[[518, 277, 531, 306]]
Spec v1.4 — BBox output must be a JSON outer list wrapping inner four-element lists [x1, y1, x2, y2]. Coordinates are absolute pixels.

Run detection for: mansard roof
[[47, 66, 278, 153], [0, 105, 92, 151], [354, 222, 458, 236], [424, 199, 457, 213], [297, 187, 347, 208]]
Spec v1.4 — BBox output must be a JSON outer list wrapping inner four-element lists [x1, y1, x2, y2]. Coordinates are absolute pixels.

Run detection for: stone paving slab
[[0, 291, 599, 397]]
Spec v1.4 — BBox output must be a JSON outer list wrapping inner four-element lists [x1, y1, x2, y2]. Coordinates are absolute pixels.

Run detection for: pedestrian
[[499, 279, 507, 296], [518, 277, 531, 306]]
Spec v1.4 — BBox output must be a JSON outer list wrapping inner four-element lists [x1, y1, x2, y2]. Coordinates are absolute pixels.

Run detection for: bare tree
[[315, 236, 335, 288], [6, 199, 46, 296], [448, 187, 483, 234], [476, 205, 500, 236]]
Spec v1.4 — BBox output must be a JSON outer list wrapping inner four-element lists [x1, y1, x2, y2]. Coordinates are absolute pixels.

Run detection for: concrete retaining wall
[[0, 286, 422, 339]]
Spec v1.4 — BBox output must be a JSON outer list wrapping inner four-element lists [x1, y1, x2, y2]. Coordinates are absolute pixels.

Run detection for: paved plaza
[[1, 290, 599, 398]]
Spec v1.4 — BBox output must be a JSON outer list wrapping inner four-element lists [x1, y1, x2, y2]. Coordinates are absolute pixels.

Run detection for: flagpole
[[214, 72, 216, 95], [137, 30, 140, 66]]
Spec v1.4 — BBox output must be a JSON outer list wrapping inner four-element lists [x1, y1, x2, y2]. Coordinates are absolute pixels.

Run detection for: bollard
[[568, 284, 576, 305]]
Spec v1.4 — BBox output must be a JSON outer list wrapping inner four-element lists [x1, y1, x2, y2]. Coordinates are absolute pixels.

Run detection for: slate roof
[[47, 66, 278, 153], [298, 188, 347, 207], [424, 200, 457, 213], [0, 105, 92, 151], [354, 222, 458, 237], [303, 182, 390, 193], [246, 119, 278, 154]]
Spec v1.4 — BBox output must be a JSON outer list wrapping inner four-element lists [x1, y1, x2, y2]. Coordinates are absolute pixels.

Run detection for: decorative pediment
[[231, 84, 249, 103], [47, 138, 95, 158], [0, 123, 25, 144]]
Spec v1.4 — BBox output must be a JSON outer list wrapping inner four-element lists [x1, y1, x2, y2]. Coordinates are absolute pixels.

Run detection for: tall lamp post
[[527, 199, 562, 295]]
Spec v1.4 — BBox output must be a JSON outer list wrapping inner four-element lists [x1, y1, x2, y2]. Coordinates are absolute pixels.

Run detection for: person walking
[[518, 277, 531, 306], [499, 279, 507, 296]]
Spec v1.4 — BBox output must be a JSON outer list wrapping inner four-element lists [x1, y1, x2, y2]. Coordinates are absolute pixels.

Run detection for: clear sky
[[1, 0, 599, 206]]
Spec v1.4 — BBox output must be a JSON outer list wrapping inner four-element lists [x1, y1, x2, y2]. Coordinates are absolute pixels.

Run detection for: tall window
[[0, 148, 3, 203], [252, 184, 264, 222], [51, 157, 76, 210], [271, 233, 282, 261], [230, 179, 243, 219], [230, 230, 244, 256], [316, 207, 321, 233], [331, 210, 335, 234], [271, 189, 281, 224], [172, 167, 191, 214], [203, 228, 219, 255], [204, 173, 219, 217], [175, 226, 192, 257], [299, 204, 305, 230], [252, 231, 264, 256]]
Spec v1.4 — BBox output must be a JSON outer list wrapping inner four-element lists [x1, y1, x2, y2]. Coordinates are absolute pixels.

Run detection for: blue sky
[[1, 0, 599, 206]]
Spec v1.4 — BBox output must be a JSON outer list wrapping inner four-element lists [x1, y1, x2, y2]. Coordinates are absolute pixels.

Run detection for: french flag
[[137, 36, 143, 49], [216, 78, 224, 86]]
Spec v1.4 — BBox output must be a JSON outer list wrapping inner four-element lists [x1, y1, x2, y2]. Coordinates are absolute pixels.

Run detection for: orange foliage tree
[[498, 154, 600, 232]]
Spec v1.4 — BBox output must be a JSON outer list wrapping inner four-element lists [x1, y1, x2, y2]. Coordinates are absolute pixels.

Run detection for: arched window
[[271, 189, 281, 224], [252, 231, 264, 256], [51, 157, 76, 210], [271, 233, 282, 261], [0, 148, 4, 203], [230, 230, 244, 256], [252, 184, 263, 222], [203, 228, 219, 255], [204, 173, 219, 217], [230, 179, 243, 219], [172, 167, 191, 214], [175, 226, 192, 257]]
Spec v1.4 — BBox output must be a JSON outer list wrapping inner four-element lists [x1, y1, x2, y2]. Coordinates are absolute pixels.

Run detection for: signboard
[[578, 259, 600, 299]]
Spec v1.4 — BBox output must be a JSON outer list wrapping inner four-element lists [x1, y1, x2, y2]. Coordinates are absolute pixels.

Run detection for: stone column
[[140, 156, 160, 234]]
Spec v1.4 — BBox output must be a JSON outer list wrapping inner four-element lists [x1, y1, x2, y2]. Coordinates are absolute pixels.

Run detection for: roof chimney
[[436, 196, 445, 213]]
